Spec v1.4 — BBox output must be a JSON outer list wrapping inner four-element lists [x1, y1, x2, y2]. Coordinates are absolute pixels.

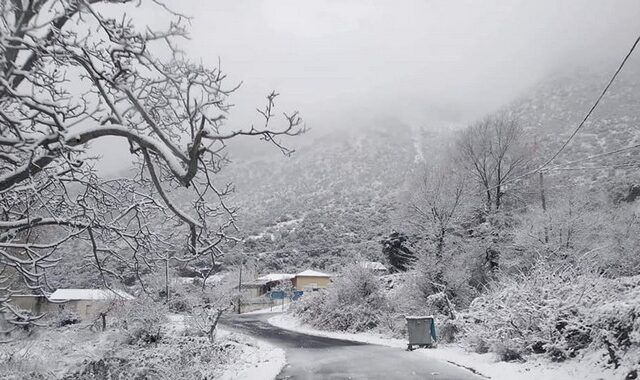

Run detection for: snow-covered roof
[[171, 276, 222, 286], [172, 277, 199, 285], [405, 315, 434, 320], [296, 269, 330, 278], [359, 261, 387, 271], [49, 289, 134, 301], [256, 273, 295, 282], [242, 280, 269, 287]]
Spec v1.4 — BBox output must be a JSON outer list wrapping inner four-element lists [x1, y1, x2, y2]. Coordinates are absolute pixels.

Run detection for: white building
[[358, 261, 389, 274], [49, 288, 134, 318]]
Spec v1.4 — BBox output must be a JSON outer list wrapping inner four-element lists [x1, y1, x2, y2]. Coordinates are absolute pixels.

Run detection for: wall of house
[[2, 296, 131, 330], [293, 276, 330, 290], [11, 295, 50, 315], [239, 298, 279, 313], [56, 300, 125, 319], [6, 297, 102, 319], [242, 285, 267, 298]]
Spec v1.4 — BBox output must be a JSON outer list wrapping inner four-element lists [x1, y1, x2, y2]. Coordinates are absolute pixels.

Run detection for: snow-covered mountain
[[215, 63, 640, 272], [218, 120, 447, 272]]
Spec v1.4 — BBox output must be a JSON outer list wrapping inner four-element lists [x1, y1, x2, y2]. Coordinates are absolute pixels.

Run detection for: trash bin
[[405, 315, 436, 350]]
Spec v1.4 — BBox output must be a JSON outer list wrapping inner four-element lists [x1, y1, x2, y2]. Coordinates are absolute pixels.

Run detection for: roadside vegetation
[[291, 105, 640, 378], [0, 277, 255, 379], [0, 0, 300, 376]]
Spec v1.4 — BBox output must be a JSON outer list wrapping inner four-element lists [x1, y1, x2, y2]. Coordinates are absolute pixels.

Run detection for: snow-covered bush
[[410, 253, 477, 310], [64, 335, 238, 380], [180, 279, 234, 341], [168, 294, 192, 313], [392, 253, 477, 342], [589, 278, 640, 372], [114, 296, 168, 345], [459, 260, 640, 373], [461, 262, 594, 360], [291, 264, 394, 333], [54, 310, 81, 328]]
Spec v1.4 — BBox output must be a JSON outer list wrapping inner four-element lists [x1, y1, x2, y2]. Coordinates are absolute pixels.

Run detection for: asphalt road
[[221, 312, 483, 380]]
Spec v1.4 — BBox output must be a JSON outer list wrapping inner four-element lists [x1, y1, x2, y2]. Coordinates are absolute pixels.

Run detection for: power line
[[547, 143, 640, 170], [502, 34, 640, 187], [550, 163, 640, 171], [538, 35, 640, 171]]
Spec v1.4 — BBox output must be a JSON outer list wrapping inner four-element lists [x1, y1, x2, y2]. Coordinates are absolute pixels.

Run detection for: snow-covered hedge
[[291, 264, 394, 333], [114, 296, 168, 345], [64, 335, 238, 380], [458, 261, 640, 375]]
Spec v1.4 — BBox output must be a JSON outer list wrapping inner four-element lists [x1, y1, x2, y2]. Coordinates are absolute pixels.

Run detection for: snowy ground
[[168, 314, 286, 380], [0, 323, 125, 378], [217, 329, 285, 380], [0, 314, 284, 380], [242, 302, 291, 315], [269, 313, 620, 380]]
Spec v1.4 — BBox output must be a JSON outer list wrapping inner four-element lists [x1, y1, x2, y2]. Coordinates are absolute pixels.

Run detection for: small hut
[[293, 270, 331, 291], [48, 288, 134, 318]]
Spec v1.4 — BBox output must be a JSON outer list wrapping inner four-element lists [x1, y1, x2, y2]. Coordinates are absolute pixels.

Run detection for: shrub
[[63, 335, 237, 380], [458, 260, 640, 368], [114, 296, 168, 345], [292, 264, 393, 333], [168, 294, 192, 313], [590, 281, 640, 371], [55, 311, 80, 327]]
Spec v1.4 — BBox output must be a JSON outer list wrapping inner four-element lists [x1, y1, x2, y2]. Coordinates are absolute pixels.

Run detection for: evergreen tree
[[381, 232, 417, 272]]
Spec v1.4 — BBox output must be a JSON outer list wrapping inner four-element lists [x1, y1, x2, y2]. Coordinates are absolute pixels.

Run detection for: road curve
[[221, 312, 483, 380]]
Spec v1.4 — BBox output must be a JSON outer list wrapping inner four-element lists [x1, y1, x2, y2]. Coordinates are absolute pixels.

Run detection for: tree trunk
[[495, 163, 502, 210], [207, 309, 224, 342], [485, 185, 492, 211], [486, 247, 499, 272], [164, 258, 170, 303], [435, 228, 445, 261], [539, 172, 549, 243]]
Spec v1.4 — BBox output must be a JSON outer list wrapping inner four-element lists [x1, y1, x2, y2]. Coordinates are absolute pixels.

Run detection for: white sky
[[93, 0, 640, 174]]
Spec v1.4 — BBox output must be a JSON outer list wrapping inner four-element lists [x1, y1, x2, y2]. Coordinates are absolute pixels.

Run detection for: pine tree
[[381, 232, 417, 272]]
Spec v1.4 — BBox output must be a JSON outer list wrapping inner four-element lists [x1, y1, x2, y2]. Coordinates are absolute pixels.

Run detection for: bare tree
[[0, 0, 303, 330], [455, 113, 527, 211], [410, 164, 465, 262], [407, 163, 466, 296]]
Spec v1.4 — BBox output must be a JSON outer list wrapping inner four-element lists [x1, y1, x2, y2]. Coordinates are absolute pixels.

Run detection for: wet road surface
[[221, 312, 483, 380]]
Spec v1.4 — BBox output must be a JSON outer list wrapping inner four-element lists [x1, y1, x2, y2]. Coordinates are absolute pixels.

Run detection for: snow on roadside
[[269, 313, 406, 348], [217, 327, 286, 380], [268, 313, 618, 380], [242, 302, 290, 315], [0, 324, 125, 378], [167, 314, 286, 380]]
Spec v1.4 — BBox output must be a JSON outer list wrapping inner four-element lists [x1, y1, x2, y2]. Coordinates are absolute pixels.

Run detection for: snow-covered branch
[[0, 0, 303, 323]]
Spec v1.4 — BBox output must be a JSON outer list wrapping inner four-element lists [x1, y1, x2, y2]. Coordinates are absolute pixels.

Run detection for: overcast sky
[[94, 0, 640, 174]]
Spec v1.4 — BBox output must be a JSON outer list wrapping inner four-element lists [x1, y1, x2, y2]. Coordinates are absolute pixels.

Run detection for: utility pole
[[539, 171, 549, 244], [237, 256, 243, 314], [164, 256, 170, 303]]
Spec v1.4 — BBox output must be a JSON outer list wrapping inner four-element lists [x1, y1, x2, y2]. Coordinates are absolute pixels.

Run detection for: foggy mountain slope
[[217, 121, 438, 272], [215, 66, 640, 272], [510, 63, 640, 191], [67, 66, 639, 279], [37, 66, 640, 286]]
